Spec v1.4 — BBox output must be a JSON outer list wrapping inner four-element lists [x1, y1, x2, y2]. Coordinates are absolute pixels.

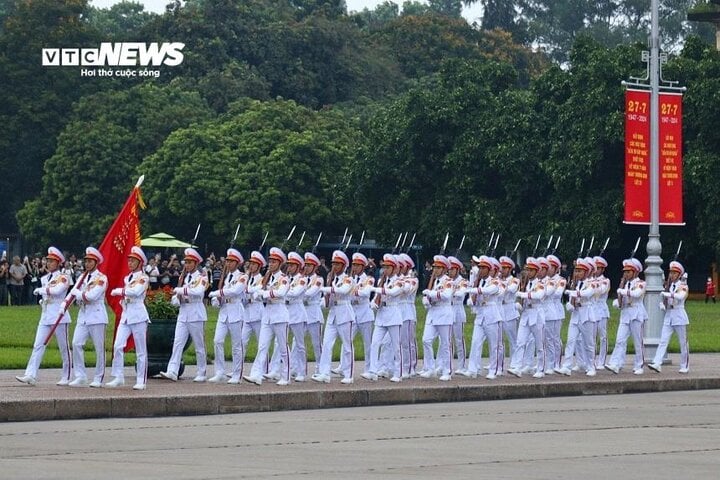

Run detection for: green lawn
[[1, 299, 718, 369]]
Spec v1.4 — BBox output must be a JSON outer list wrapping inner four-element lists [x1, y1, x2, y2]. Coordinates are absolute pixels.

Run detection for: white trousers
[[305, 322, 323, 373], [166, 321, 207, 378], [318, 321, 354, 378], [25, 323, 72, 382], [213, 321, 244, 379], [112, 321, 148, 386], [370, 324, 401, 377], [241, 320, 262, 353], [652, 324, 689, 370], [422, 324, 452, 375], [561, 321, 595, 371], [595, 316, 608, 368], [544, 319, 563, 371], [273, 322, 306, 377], [250, 322, 289, 381], [347, 321, 373, 374], [511, 321, 545, 372], [609, 320, 645, 371], [72, 323, 106, 383], [467, 322, 502, 375], [409, 319, 419, 373], [451, 320, 467, 371], [498, 318, 518, 373]]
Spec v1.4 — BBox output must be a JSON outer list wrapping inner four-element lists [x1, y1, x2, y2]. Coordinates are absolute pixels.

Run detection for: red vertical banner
[[659, 92, 683, 225], [624, 89, 651, 224]]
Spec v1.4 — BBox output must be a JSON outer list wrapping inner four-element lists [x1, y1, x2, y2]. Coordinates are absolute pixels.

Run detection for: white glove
[[320, 286, 331, 294], [422, 297, 431, 308], [617, 288, 628, 296], [70, 288, 82, 299], [566, 290, 579, 298], [209, 290, 220, 298], [170, 296, 180, 306], [173, 287, 183, 295], [422, 289, 432, 296], [33, 287, 43, 296], [466, 297, 474, 307], [612, 299, 620, 309], [661, 291, 672, 298], [515, 302, 523, 312], [565, 302, 575, 312], [211, 297, 220, 308], [658, 302, 666, 311], [370, 301, 379, 311], [110, 288, 123, 297], [516, 291, 528, 299], [252, 291, 264, 301]]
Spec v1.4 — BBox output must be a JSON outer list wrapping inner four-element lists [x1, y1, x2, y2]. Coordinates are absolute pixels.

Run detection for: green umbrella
[[140, 232, 194, 248]]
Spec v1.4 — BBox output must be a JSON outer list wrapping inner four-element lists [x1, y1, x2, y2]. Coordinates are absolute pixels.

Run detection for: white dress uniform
[[303, 261, 324, 374], [368, 269, 405, 380], [398, 258, 419, 376], [245, 251, 291, 385], [449, 266, 468, 373], [509, 258, 546, 378], [164, 248, 209, 381], [650, 262, 690, 373], [544, 265, 566, 373], [420, 256, 454, 380], [313, 251, 356, 383], [464, 266, 504, 379], [350, 269, 375, 375], [275, 264, 309, 380], [592, 257, 611, 368], [607, 259, 647, 374], [558, 260, 597, 375], [70, 253, 108, 387], [209, 252, 247, 383], [498, 258, 520, 373], [110, 255, 150, 389], [19, 247, 72, 385], [242, 271, 265, 353]]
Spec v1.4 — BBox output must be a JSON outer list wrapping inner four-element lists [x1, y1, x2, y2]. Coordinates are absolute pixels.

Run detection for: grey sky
[[90, 1, 484, 23]]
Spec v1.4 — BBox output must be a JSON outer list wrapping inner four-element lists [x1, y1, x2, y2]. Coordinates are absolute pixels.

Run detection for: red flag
[[98, 177, 146, 351]]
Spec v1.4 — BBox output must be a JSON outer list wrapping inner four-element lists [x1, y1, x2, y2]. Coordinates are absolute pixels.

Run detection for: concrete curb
[[3, 375, 719, 422]]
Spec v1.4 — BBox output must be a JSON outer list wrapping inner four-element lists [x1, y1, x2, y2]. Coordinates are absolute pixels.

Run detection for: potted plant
[[145, 286, 189, 377]]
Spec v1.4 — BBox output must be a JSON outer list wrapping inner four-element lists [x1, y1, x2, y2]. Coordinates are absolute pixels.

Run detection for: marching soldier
[[544, 254, 566, 374], [398, 253, 419, 378], [160, 248, 209, 382], [592, 256, 611, 369], [208, 248, 247, 384], [107, 246, 150, 390], [302, 252, 324, 375], [241, 251, 266, 356], [556, 258, 597, 376], [349, 252, 375, 376], [276, 251, 309, 382], [363, 253, 404, 382], [16, 247, 72, 386], [498, 256, 520, 375], [447, 256, 468, 374], [606, 258, 647, 375], [244, 247, 291, 386], [68, 247, 108, 387], [508, 257, 546, 378], [419, 255, 454, 381], [461, 255, 503, 379], [312, 250, 356, 384], [649, 261, 690, 374]]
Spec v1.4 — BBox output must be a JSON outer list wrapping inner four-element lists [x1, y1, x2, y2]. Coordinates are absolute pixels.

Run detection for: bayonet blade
[[259, 231, 269, 250], [441, 232, 449, 253], [458, 235, 466, 252], [631, 236, 641, 257], [232, 223, 241, 243], [191, 223, 201, 245], [340, 227, 348, 245], [406, 233, 416, 252], [344, 234, 353, 251], [314, 232, 322, 248], [285, 225, 297, 242], [554, 235, 561, 251], [393, 233, 402, 249], [512, 238, 522, 254], [296, 231, 306, 250], [493, 233, 500, 251], [587, 236, 595, 255], [675, 240, 683, 259], [579, 238, 585, 257], [358, 230, 365, 247]]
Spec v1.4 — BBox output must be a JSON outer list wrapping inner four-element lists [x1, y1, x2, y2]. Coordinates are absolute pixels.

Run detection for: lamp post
[[644, 0, 663, 360]]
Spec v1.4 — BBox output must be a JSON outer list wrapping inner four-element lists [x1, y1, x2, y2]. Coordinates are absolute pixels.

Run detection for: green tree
[[85, 0, 157, 41], [0, 0, 102, 233], [17, 84, 213, 249], [138, 99, 361, 250]]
